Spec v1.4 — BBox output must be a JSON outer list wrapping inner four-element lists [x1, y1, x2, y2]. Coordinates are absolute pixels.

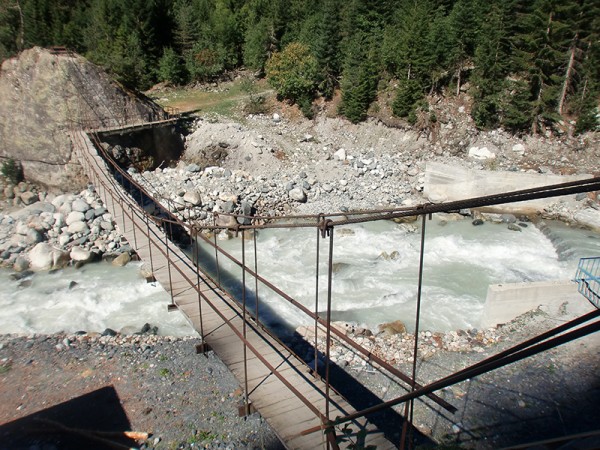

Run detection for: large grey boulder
[[28, 243, 54, 270], [288, 187, 307, 203], [70, 246, 93, 263]]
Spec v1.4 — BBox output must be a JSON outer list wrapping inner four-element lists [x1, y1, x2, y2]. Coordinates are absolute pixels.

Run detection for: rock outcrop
[[0, 47, 165, 190]]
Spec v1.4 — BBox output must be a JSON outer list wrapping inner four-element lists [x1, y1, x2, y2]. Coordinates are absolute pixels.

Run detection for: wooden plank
[[71, 130, 395, 450]]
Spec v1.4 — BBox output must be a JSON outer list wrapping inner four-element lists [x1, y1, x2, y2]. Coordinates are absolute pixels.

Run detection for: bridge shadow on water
[[108, 160, 434, 448]]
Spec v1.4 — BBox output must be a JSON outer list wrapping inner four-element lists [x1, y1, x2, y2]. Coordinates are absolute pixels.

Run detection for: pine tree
[[447, 0, 483, 95], [312, 0, 340, 98], [471, 3, 512, 129], [0, 0, 22, 59]]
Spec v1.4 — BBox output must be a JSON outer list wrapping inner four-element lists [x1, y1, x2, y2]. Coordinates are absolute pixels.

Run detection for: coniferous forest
[[0, 0, 598, 134]]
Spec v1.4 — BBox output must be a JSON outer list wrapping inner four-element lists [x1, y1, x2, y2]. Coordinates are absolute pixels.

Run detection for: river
[[1, 216, 599, 336]]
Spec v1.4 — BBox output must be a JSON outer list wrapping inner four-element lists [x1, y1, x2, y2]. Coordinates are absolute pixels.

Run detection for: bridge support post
[[165, 220, 176, 310], [192, 227, 207, 353], [401, 213, 428, 450], [324, 224, 335, 447], [241, 229, 251, 417]]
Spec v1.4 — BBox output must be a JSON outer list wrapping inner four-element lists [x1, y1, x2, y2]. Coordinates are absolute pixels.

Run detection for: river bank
[[0, 332, 284, 450]]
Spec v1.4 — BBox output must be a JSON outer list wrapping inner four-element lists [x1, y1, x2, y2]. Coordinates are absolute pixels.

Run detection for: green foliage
[[392, 78, 423, 119], [502, 80, 534, 134], [1, 158, 24, 184], [575, 98, 599, 134], [240, 77, 267, 115], [158, 47, 187, 85], [0, 0, 597, 133], [265, 42, 319, 112]]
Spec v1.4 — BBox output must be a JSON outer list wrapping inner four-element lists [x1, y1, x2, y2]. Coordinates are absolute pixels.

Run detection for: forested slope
[[0, 0, 598, 135]]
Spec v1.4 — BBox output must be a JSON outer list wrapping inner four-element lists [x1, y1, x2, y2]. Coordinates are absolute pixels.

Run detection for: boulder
[[333, 148, 346, 161], [67, 220, 89, 234], [71, 198, 90, 212], [512, 143, 526, 155], [28, 242, 54, 270], [216, 214, 238, 229], [378, 320, 407, 336], [288, 187, 307, 203], [70, 246, 93, 262], [468, 146, 496, 160], [112, 252, 131, 267], [66, 211, 85, 225], [20, 191, 39, 205], [13, 256, 30, 272], [183, 190, 202, 206]]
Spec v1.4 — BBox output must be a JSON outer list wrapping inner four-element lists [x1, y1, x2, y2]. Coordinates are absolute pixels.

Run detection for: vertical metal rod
[[131, 202, 138, 249], [166, 220, 174, 306], [241, 230, 250, 415], [213, 215, 221, 288], [253, 230, 259, 325], [146, 209, 154, 275], [314, 215, 322, 377], [120, 198, 126, 234], [401, 214, 427, 450], [325, 226, 335, 438], [194, 228, 205, 342]]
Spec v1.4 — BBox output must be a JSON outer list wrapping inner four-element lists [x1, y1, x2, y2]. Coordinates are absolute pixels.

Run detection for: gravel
[[0, 332, 285, 450]]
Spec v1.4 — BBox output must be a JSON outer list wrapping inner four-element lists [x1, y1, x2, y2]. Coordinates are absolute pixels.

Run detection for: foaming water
[[3, 218, 597, 336], [206, 216, 599, 332], [0, 262, 196, 336]]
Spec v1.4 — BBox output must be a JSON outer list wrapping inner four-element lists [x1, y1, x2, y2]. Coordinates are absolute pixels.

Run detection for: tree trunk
[[455, 65, 461, 96], [558, 35, 578, 115]]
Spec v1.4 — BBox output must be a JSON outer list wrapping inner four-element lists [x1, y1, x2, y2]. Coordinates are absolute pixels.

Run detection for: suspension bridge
[[65, 120, 600, 449], [52, 45, 600, 450]]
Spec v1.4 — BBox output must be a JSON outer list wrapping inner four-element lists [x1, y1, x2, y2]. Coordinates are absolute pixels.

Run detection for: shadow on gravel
[[0, 386, 138, 450]]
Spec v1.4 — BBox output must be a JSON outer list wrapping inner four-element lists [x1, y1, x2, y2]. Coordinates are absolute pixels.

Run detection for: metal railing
[[70, 122, 600, 449]]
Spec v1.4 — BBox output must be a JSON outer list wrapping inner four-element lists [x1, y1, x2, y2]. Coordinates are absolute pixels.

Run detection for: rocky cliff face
[[0, 47, 165, 191]]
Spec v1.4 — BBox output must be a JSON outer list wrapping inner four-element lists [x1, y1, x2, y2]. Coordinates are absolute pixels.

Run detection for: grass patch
[[0, 364, 11, 374], [149, 77, 273, 119], [158, 367, 171, 377]]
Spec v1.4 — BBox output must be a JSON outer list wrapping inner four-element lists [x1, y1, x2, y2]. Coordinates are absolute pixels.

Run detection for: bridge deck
[[71, 130, 396, 449]]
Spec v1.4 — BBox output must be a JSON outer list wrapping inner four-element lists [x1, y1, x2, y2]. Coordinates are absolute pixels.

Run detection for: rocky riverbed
[[0, 111, 599, 448], [125, 114, 600, 230]]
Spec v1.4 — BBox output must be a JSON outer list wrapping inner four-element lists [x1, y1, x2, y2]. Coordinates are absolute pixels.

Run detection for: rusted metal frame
[[139, 188, 155, 275], [324, 225, 335, 447], [325, 427, 341, 450], [253, 230, 259, 327], [81, 132, 193, 289], [330, 177, 600, 228], [401, 213, 428, 450], [314, 214, 323, 377], [300, 315, 600, 436], [184, 264, 328, 423], [241, 230, 251, 416], [452, 308, 600, 376], [198, 230, 455, 413], [193, 228, 205, 345], [213, 215, 222, 288], [165, 220, 175, 307]]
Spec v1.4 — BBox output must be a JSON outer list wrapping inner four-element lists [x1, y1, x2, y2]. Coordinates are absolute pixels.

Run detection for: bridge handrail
[[82, 127, 460, 414], [71, 128, 331, 426], [72, 123, 600, 440]]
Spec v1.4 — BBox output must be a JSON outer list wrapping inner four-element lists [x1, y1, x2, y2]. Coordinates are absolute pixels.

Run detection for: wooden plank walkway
[[71, 130, 397, 450]]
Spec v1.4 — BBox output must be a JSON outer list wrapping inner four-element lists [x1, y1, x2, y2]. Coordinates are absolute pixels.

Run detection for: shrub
[[1, 158, 24, 184], [266, 42, 319, 116]]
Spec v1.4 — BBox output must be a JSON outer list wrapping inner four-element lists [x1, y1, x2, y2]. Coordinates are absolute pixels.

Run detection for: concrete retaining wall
[[481, 279, 595, 328]]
